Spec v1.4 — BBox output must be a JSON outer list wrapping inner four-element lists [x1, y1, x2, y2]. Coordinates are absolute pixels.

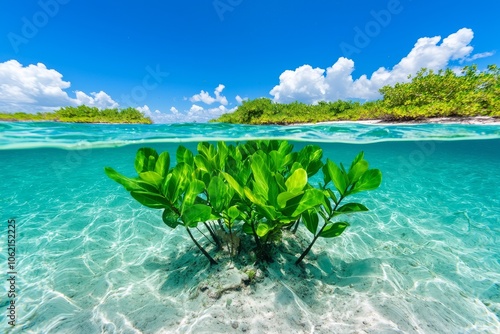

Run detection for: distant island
[[213, 65, 500, 124], [0, 106, 153, 124], [3, 65, 498, 126]]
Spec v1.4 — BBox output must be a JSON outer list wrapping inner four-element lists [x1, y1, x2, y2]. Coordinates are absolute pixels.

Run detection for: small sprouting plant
[[245, 269, 256, 281], [104, 140, 382, 266]]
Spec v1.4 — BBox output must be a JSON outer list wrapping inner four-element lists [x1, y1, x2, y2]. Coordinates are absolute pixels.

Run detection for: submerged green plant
[[105, 147, 217, 264], [104, 140, 382, 266]]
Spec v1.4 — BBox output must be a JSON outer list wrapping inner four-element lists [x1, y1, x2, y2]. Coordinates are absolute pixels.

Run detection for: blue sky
[[0, 0, 498, 122]]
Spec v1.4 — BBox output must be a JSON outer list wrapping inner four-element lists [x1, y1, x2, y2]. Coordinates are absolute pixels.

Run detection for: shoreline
[[2, 115, 500, 126], [0, 119, 153, 124], [286, 116, 500, 126], [365, 116, 500, 125]]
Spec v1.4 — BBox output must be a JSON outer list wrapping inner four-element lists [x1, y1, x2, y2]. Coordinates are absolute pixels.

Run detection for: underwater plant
[[104, 140, 382, 266]]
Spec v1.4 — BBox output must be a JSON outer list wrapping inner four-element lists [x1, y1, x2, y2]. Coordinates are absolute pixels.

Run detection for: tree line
[[0, 105, 153, 124], [214, 65, 500, 124]]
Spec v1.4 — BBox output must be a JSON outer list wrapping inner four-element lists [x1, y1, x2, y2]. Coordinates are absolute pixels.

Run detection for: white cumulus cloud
[[0, 59, 118, 112], [189, 104, 205, 113], [137, 105, 161, 116], [149, 104, 236, 123], [270, 28, 489, 103], [75, 91, 118, 109], [235, 95, 248, 104], [190, 84, 228, 105], [463, 51, 496, 62]]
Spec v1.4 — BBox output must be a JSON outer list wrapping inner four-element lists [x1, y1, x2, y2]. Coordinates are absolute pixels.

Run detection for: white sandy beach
[[297, 116, 500, 126]]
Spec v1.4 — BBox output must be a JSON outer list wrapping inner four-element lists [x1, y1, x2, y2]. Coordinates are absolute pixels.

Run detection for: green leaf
[[162, 208, 180, 228], [207, 176, 229, 212], [130, 191, 169, 209], [134, 148, 158, 173], [322, 163, 331, 186], [319, 222, 349, 238], [176, 146, 194, 166], [285, 168, 308, 194], [289, 161, 304, 175], [161, 163, 191, 202], [349, 151, 364, 169], [215, 141, 229, 170], [274, 173, 286, 192], [326, 159, 348, 196], [242, 221, 254, 235], [250, 153, 270, 199], [325, 188, 338, 205], [139, 171, 163, 188], [147, 156, 156, 172], [227, 205, 240, 220], [182, 179, 206, 212], [197, 142, 212, 159], [268, 150, 282, 172], [351, 169, 382, 194], [348, 160, 369, 184], [288, 188, 325, 217], [333, 203, 369, 216], [105, 167, 158, 193], [257, 206, 279, 222], [181, 204, 211, 227], [196, 169, 211, 188], [256, 222, 270, 237], [297, 145, 324, 176], [302, 209, 319, 235], [277, 191, 303, 209], [221, 172, 245, 198], [194, 155, 211, 173], [244, 187, 279, 221], [154, 151, 170, 177], [244, 186, 265, 206], [321, 191, 333, 215], [161, 173, 176, 201]]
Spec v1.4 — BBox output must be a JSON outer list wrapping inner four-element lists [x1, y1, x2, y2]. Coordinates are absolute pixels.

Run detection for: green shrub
[[214, 64, 500, 124], [105, 140, 382, 266]]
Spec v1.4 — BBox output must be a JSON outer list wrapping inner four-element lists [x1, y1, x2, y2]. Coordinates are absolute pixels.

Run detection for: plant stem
[[186, 227, 218, 265], [295, 195, 344, 265], [250, 217, 261, 248], [196, 226, 216, 246], [228, 222, 233, 257], [291, 218, 300, 234], [295, 229, 322, 265], [203, 221, 221, 249]]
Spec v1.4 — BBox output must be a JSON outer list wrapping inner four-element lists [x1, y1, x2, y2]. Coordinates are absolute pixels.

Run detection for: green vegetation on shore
[[214, 65, 500, 124], [0, 105, 153, 124]]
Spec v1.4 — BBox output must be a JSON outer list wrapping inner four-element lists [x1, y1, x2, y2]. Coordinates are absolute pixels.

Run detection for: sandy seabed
[[2, 129, 500, 334]]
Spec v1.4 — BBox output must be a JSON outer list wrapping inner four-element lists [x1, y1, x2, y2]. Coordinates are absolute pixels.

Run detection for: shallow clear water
[[1, 122, 500, 333]]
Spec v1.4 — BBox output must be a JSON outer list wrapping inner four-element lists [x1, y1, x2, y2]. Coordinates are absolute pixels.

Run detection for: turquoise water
[[1, 122, 500, 333]]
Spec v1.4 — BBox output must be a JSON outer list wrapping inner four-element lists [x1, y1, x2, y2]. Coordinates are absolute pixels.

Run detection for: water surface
[[1, 122, 499, 333]]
